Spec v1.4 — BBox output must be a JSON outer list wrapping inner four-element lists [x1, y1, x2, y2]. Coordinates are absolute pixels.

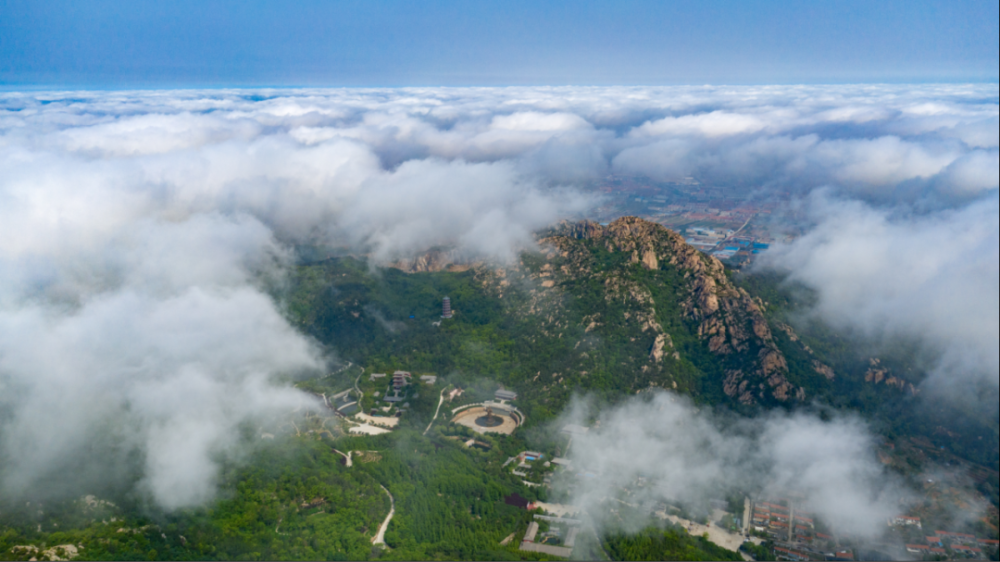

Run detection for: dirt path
[[423, 386, 449, 435], [372, 485, 395, 545], [332, 448, 353, 467]]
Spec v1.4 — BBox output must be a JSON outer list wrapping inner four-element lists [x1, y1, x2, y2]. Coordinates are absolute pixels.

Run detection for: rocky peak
[[546, 216, 799, 405]]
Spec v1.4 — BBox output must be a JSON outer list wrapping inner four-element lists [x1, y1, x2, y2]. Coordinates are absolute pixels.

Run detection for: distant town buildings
[[774, 546, 810, 561], [952, 544, 984, 556], [899, 531, 996, 559], [745, 491, 998, 562]]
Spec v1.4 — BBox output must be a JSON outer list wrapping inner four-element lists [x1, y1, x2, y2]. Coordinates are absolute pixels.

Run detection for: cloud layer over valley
[[0, 85, 996, 509], [762, 192, 999, 396]]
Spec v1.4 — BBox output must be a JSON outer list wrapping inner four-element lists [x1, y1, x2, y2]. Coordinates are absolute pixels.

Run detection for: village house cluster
[[749, 499, 849, 561], [897, 524, 997, 559], [749, 500, 998, 561]]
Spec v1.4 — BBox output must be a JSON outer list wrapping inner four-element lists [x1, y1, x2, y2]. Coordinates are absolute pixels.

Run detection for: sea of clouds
[[0, 85, 996, 510]]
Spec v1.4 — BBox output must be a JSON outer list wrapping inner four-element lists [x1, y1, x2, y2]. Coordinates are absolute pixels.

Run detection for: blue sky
[[1, 0, 998, 87]]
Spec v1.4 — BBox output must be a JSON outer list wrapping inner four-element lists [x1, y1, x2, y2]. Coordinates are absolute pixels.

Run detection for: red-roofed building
[[952, 544, 982, 555], [936, 530, 976, 539], [978, 538, 999, 547], [936, 531, 978, 546], [774, 546, 809, 561], [926, 536, 943, 546]]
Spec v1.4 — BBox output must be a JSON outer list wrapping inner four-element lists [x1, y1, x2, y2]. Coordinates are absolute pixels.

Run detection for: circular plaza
[[451, 402, 523, 435]]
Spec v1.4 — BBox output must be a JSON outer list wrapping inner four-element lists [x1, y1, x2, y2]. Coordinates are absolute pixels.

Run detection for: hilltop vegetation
[[286, 216, 995, 480], [287, 218, 972, 420]]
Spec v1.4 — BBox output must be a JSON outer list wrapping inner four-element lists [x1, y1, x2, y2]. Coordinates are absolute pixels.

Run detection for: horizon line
[[2, 79, 999, 94]]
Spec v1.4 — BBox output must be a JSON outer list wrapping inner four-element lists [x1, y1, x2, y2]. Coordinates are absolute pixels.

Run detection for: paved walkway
[[332, 449, 353, 467], [355, 412, 399, 427], [372, 485, 395, 545], [423, 386, 449, 435], [349, 424, 390, 435], [532, 502, 580, 518]]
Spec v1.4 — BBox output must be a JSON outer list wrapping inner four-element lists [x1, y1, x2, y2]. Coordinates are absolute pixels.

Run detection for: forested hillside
[[286, 216, 996, 479]]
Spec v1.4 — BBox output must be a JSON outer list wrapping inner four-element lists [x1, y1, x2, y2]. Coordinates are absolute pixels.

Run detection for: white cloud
[[631, 110, 767, 138], [0, 84, 996, 509], [490, 111, 593, 132], [54, 112, 262, 157], [761, 193, 999, 392], [810, 136, 959, 186], [0, 286, 321, 509], [558, 392, 905, 538]]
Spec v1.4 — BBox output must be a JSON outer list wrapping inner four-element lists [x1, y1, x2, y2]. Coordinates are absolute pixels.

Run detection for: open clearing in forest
[[656, 509, 745, 552]]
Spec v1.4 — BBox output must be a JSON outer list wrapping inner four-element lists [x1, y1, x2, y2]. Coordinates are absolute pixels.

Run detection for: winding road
[[372, 485, 395, 545]]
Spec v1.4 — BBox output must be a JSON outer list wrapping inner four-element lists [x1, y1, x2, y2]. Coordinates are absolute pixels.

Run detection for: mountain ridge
[[540, 216, 801, 405]]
